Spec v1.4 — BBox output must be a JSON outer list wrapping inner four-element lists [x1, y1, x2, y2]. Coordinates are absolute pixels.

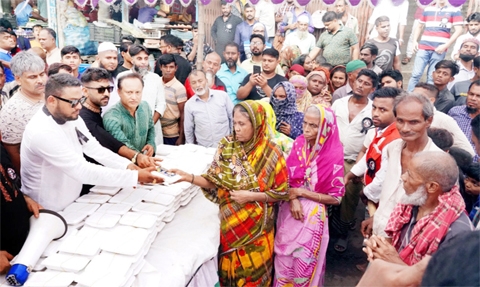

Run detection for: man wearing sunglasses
[[79, 68, 157, 168], [20, 73, 163, 212]]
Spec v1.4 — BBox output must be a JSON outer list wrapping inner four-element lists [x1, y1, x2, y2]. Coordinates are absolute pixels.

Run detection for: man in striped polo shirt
[[407, 0, 463, 92]]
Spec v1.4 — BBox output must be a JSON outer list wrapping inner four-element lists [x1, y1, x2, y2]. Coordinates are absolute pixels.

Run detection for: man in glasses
[[240, 34, 285, 76], [234, 4, 265, 62], [20, 73, 163, 212], [79, 68, 156, 169], [0, 51, 47, 173]]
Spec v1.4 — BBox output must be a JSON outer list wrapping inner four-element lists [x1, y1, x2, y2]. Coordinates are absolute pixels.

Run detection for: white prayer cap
[[97, 42, 117, 54], [297, 15, 310, 24]]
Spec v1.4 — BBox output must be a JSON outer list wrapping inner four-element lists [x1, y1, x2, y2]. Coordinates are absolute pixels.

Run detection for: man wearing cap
[[448, 38, 480, 90], [451, 56, 480, 106], [309, 11, 359, 67], [281, 15, 316, 55], [92, 42, 118, 79], [451, 12, 480, 61], [332, 59, 366, 103]]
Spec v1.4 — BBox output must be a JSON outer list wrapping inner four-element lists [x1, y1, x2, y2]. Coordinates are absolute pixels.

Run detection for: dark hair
[[469, 79, 480, 92], [61, 45, 80, 57], [471, 114, 480, 141], [80, 67, 111, 84], [129, 44, 149, 57], [41, 28, 56, 40], [45, 73, 81, 100], [250, 33, 265, 44], [374, 16, 390, 26], [0, 61, 4, 73], [415, 82, 439, 99], [293, 54, 308, 66], [0, 27, 9, 36], [372, 87, 403, 100], [449, 147, 474, 172], [160, 34, 184, 48], [427, 128, 454, 152], [158, 54, 176, 66], [6, 29, 16, 38], [0, 18, 13, 30], [465, 162, 480, 182], [434, 60, 460, 77], [322, 11, 337, 23], [244, 3, 254, 9], [357, 69, 379, 89], [225, 41, 240, 52], [119, 42, 133, 53], [192, 22, 199, 29], [379, 69, 403, 82], [32, 24, 43, 30], [117, 72, 144, 90], [330, 65, 347, 79], [320, 63, 333, 70], [121, 35, 136, 44], [47, 63, 73, 77], [474, 56, 480, 69], [467, 12, 480, 23], [360, 42, 378, 56], [262, 48, 279, 60]]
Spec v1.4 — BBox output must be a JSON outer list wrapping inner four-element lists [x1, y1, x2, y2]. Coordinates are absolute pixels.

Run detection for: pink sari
[[274, 105, 345, 287]]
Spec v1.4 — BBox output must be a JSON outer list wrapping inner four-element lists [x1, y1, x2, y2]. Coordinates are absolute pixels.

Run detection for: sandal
[[334, 237, 348, 253], [401, 56, 411, 65]]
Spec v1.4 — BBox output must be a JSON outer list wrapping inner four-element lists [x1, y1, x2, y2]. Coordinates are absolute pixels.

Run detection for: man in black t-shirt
[[154, 35, 192, 84], [237, 48, 287, 101]]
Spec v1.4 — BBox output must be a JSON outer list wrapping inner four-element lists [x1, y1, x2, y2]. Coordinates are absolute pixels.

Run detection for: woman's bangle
[[264, 193, 268, 203], [191, 174, 195, 184], [318, 194, 321, 203]]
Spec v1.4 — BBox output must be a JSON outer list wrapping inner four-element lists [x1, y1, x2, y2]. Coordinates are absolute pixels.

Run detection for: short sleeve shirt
[[317, 27, 358, 66], [240, 73, 287, 100], [0, 91, 44, 144], [161, 77, 187, 138]]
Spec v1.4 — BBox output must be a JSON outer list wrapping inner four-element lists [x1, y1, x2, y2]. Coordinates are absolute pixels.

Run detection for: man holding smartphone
[[237, 48, 287, 100]]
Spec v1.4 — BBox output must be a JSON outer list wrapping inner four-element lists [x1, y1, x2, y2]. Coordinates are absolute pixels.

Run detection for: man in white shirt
[[362, 94, 443, 238], [413, 82, 475, 156], [366, 0, 408, 45], [21, 73, 162, 211], [281, 15, 316, 54], [117, 44, 166, 146], [38, 28, 61, 65], [451, 12, 480, 60], [255, 0, 276, 43], [331, 69, 378, 252]]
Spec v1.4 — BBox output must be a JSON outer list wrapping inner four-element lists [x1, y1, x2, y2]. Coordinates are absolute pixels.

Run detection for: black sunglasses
[[84, 86, 114, 94], [52, 95, 87, 108]]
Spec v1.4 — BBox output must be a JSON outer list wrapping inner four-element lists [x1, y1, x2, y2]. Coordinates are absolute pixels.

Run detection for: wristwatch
[[131, 152, 140, 164]]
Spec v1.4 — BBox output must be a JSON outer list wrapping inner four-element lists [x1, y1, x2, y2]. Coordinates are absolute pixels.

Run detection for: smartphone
[[253, 65, 261, 75]]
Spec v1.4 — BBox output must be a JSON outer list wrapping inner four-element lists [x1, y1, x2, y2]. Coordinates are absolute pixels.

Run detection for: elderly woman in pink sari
[[274, 104, 345, 287]]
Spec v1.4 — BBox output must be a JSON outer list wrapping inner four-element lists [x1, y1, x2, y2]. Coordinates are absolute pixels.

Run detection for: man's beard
[[337, 11, 345, 18], [226, 59, 236, 68], [133, 65, 149, 77], [459, 53, 476, 62], [467, 106, 478, 114], [352, 93, 364, 100], [252, 49, 262, 56], [400, 185, 428, 206], [297, 30, 308, 40]]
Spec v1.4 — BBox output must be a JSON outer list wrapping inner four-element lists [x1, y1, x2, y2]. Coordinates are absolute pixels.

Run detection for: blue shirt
[[0, 49, 14, 82], [14, 1, 33, 27], [138, 7, 158, 23], [234, 21, 267, 61], [448, 105, 479, 161], [216, 63, 248, 105]]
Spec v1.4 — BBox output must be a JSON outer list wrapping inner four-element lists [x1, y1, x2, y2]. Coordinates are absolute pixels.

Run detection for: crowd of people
[[1, 0, 480, 286]]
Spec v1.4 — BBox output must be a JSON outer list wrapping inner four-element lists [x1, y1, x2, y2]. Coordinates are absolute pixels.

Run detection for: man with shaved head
[[360, 94, 444, 239], [364, 151, 472, 266], [184, 52, 226, 99]]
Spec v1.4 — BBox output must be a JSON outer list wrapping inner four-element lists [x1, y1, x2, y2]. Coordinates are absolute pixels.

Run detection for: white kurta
[[21, 108, 138, 211]]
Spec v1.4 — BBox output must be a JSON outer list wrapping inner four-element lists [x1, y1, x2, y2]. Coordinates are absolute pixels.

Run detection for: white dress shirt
[[331, 95, 373, 161], [21, 108, 138, 211]]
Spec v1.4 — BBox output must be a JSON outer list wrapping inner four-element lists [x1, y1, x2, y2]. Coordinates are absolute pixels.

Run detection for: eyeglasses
[[84, 86, 114, 94], [251, 41, 263, 47], [52, 95, 87, 108]]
